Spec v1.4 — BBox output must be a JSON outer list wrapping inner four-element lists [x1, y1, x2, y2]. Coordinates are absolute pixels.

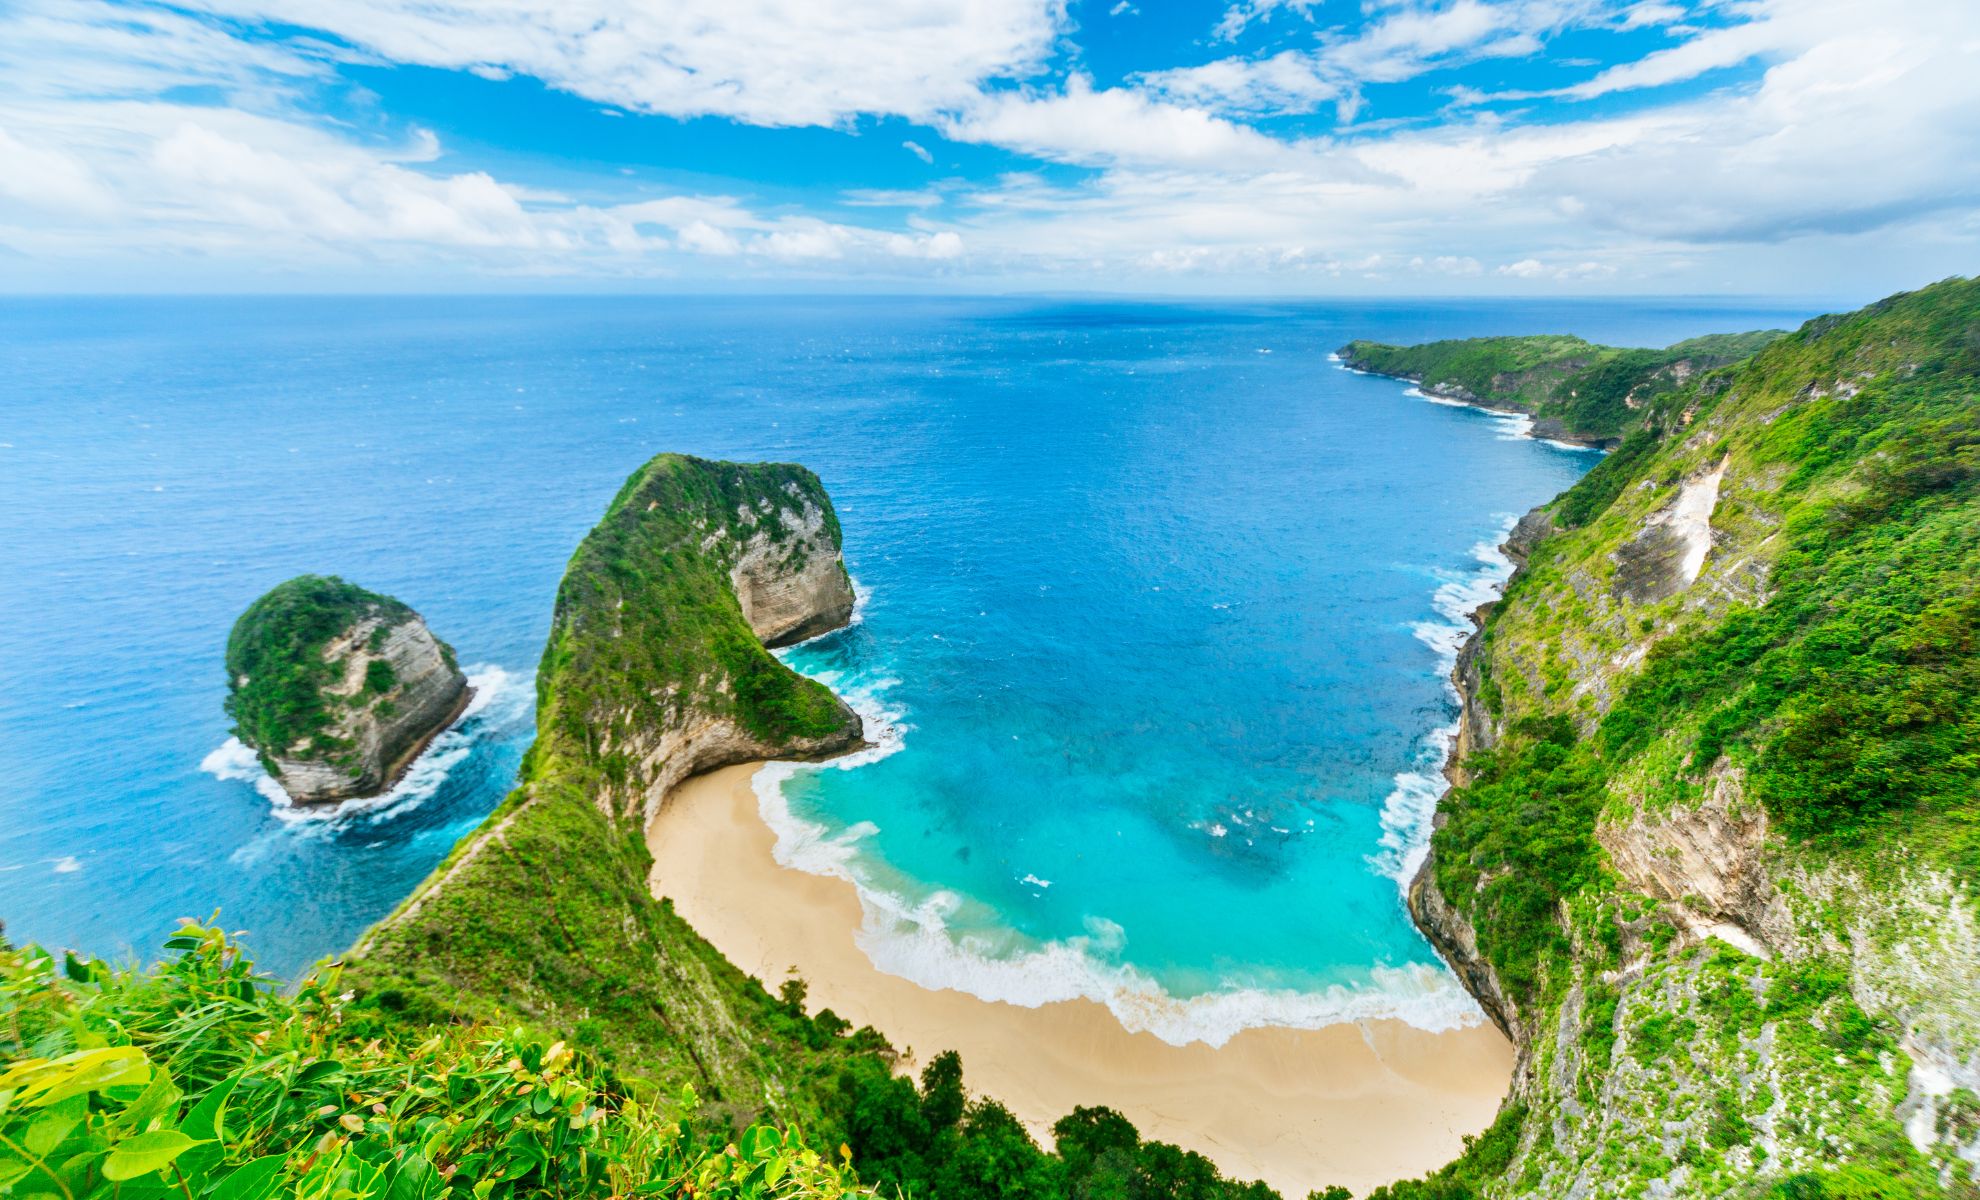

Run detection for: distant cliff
[[349, 454, 866, 1121], [1378, 279, 1980, 1198], [225, 575, 469, 804], [1339, 329, 1784, 447]]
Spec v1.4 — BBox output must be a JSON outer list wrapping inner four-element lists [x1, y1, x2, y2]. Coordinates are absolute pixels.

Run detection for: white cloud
[[173, 0, 1066, 127], [1212, 0, 1322, 42], [1619, 3, 1685, 30], [940, 76, 1299, 169], [903, 139, 935, 164], [0, 0, 1977, 293], [1148, 0, 1599, 120]]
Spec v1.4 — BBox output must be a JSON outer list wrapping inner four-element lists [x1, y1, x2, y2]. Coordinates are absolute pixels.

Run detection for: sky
[[1, 0, 1977, 294]]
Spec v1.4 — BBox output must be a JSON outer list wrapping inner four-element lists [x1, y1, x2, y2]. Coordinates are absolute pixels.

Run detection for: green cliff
[[1339, 328, 1786, 446], [1377, 278, 1980, 1198], [347, 454, 869, 1123]]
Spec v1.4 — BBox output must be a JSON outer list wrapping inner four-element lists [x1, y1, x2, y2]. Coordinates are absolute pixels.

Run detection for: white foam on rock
[[1371, 516, 1520, 893], [205, 664, 528, 832]]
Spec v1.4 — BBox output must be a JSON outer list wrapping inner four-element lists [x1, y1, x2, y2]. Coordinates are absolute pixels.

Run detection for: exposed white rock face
[[730, 496, 856, 647], [1612, 457, 1727, 604], [270, 614, 470, 804]]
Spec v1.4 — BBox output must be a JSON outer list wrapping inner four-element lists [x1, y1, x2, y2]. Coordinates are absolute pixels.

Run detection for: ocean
[[0, 295, 1820, 1039]]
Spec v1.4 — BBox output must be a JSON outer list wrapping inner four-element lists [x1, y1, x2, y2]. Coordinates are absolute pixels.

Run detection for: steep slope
[[348, 454, 867, 1124], [1380, 279, 1980, 1198], [225, 575, 470, 804], [1339, 329, 1784, 446]]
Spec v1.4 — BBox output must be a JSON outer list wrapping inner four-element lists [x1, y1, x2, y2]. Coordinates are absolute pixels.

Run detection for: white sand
[[647, 763, 1515, 1198]]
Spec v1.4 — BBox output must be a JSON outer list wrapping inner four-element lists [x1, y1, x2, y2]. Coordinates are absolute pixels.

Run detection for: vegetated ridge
[[1372, 277, 1980, 1199], [225, 574, 470, 804], [1338, 328, 1786, 447]]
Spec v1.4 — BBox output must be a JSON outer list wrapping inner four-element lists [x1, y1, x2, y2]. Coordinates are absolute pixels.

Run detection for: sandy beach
[[646, 763, 1514, 1198]]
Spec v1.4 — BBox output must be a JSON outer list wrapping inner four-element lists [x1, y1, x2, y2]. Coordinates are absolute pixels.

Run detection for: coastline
[[647, 763, 1516, 1199], [1331, 353, 1614, 451]]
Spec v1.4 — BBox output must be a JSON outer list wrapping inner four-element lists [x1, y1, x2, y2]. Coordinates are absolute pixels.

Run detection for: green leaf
[[101, 1130, 200, 1181], [208, 1154, 287, 1200], [294, 1060, 343, 1088], [23, 1095, 85, 1156], [182, 1070, 244, 1143], [121, 1069, 181, 1132]]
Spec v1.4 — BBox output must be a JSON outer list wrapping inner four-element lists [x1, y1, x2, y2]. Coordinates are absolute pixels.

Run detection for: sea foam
[[1370, 516, 1520, 893], [204, 664, 529, 833], [752, 648, 1488, 1048]]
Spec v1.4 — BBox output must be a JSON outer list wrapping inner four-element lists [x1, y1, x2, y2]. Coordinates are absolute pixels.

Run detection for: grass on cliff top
[[353, 454, 862, 1126], [224, 574, 422, 774], [539, 452, 855, 766]]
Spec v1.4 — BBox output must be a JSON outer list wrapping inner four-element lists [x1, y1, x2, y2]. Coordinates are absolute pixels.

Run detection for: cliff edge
[[348, 453, 864, 1122], [1378, 278, 1980, 1199], [225, 575, 470, 804]]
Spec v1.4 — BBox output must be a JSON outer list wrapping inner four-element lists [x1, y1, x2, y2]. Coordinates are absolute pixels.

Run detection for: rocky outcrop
[[225, 575, 470, 806], [1597, 766, 1788, 958], [1611, 458, 1725, 604], [267, 613, 471, 804], [1409, 861, 1522, 1045], [730, 486, 857, 648]]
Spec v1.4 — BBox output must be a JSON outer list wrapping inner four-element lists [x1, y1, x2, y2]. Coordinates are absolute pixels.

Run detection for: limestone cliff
[[225, 575, 470, 804], [1383, 279, 1980, 1198], [349, 454, 865, 1122]]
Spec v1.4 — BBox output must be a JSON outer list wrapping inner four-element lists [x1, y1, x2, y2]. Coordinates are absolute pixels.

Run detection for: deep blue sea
[[0, 295, 1820, 1040]]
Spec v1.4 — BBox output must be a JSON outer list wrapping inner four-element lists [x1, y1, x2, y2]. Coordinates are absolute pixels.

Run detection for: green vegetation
[[0, 922, 867, 1200], [0, 924, 1288, 1200], [224, 576, 419, 773], [1378, 278, 1980, 1195], [1338, 327, 1785, 444]]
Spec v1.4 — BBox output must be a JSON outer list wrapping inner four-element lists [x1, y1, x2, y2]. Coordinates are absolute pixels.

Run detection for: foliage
[[0, 923, 868, 1200], [1358, 1105, 1527, 1200], [224, 576, 420, 772]]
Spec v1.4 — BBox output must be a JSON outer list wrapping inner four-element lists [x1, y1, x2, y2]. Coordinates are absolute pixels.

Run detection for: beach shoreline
[[646, 762, 1515, 1199]]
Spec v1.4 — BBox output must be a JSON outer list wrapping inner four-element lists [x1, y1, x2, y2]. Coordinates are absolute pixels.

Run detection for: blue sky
[[1, 0, 1976, 293]]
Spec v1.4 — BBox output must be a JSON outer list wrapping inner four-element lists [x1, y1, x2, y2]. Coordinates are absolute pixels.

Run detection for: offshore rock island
[[224, 574, 471, 804]]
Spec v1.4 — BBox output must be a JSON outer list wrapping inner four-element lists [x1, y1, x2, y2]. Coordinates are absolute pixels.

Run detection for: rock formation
[[225, 575, 470, 804]]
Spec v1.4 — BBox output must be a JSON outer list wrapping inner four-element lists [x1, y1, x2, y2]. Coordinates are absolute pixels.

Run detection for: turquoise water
[[0, 296, 1817, 1037]]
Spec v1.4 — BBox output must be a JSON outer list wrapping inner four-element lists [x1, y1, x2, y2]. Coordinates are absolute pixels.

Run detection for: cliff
[[225, 575, 470, 804], [347, 454, 867, 1124], [1379, 279, 1980, 1199], [1339, 329, 1784, 447]]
